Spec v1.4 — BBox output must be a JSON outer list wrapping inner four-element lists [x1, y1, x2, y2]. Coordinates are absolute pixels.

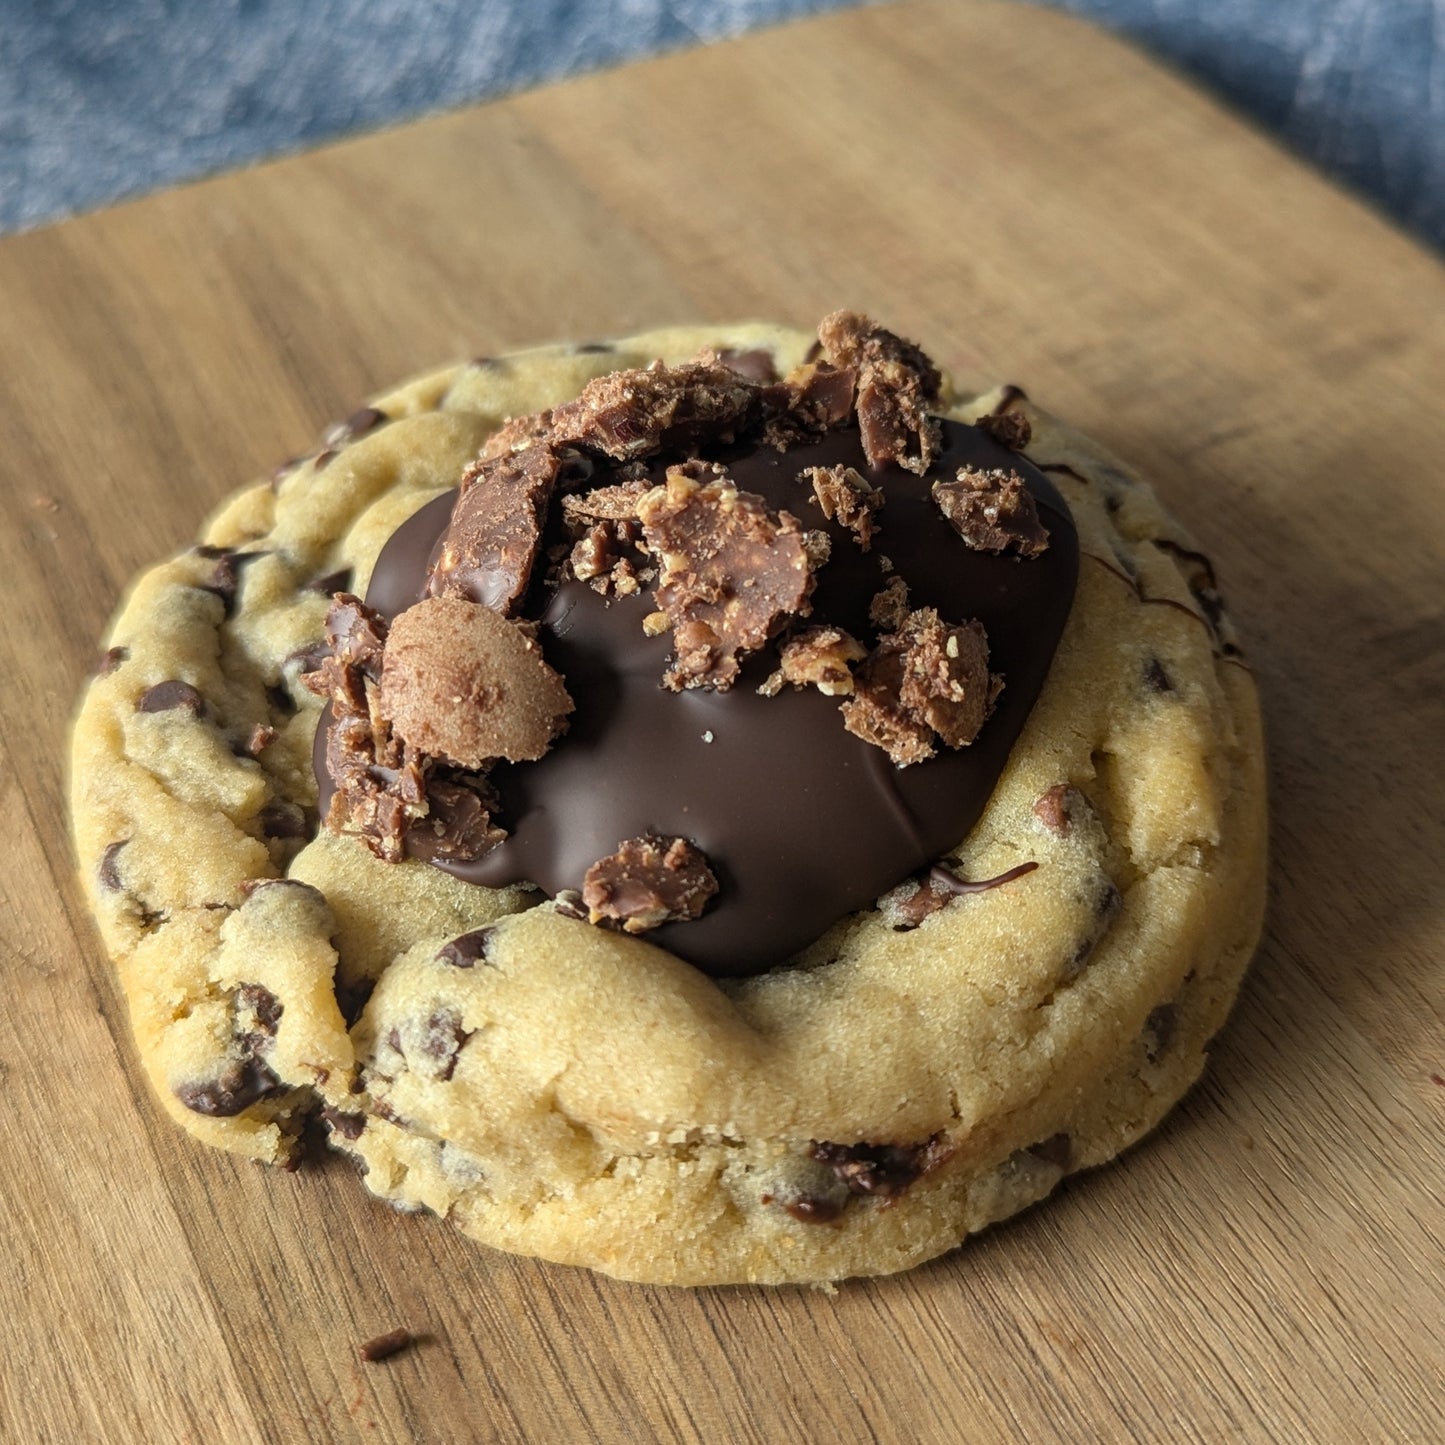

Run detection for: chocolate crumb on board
[[582, 834, 719, 933], [358, 1328, 415, 1364], [932, 467, 1050, 557], [841, 608, 1001, 766], [637, 464, 819, 691]]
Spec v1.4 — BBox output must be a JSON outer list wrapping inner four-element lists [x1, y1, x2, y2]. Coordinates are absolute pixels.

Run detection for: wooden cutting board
[[2, 2, 1441, 1440]]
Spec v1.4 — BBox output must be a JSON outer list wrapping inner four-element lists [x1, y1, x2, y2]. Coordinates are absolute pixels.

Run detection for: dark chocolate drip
[[326, 419, 1077, 976]]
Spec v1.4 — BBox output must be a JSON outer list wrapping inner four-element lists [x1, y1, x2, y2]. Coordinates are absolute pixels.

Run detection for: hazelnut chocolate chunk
[[933, 466, 1050, 557], [582, 834, 719, 934], [802, 464, 882, 550], [406, 776, 506, 863], [547, 359, 764, 461], [561, 480, 649, 527], [637, 465, 819, 692], [868, 574, 910, 633], [427, 443, 565, 614], [762, 360, 859, 448], [840, 608, 1002, 766], [817, 310, 942, 474], [765, 626, 866, 698], [975, 409, 1033, 451], [808, 1134, 953, 1199], [380, 595, 573, 768]]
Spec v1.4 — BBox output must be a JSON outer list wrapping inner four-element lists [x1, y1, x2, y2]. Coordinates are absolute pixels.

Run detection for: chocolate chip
[[321, 1107, 366, 1141], [313, 448, 338, 472], [97, 646, 129, 676], [265, 681, 298, 717], [258, 801, 308, 841], [1144, 1003, 1176, 1062], [137, 680, 205, 715], [307, 567, 353, 596], [358, 1328, 414, 1363], [99, 840, 127, 892], [783, 1196, 844, 1224], [271, 456, 305, 485], [1024, 1132, 1073, 1170], [175, 1059, 281, 1117], [236, 983, 283, 1042], [335, 975, 375, 1027], [324, 407, 388, 449], [989, 384, 1029, 415], [1143, 657, 1174, 693], [436, 928, 495, 968], [808, 1134, 953, 1198], [418, 1009, 471, 1082]]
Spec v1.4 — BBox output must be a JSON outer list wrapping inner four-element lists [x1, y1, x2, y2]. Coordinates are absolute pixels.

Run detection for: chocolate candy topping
[[315, 317, 1078, 976]]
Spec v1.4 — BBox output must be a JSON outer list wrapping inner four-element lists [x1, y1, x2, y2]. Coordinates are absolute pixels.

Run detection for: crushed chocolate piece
[[762, 360, 859, 448], [137, 680, 205, 715], [582, 834, 719, 933], [405, 776, 506, 864], [97, 645, 129, 676], [817, 311, 941, 473], [547, 359, 764, 462], [808, 1134, 953, 1198], [841, 608, 1001, 766], [568, 521, 649, 596], [358, 1329, 414, 1364], [763, 626, 866, 698], [437, 928, 495, 968], [175, 1059, 282, 1118], [1033, 784, 1074, 836], [427, 443, 566, 614], [976, 410, 1032, 451], [868, 574, 910, 632], [638, 465, 819, 691], [322, 1107, 366, 1141], [380, 595, 573, 767], [244, 722, 278, 757], [98, 840, 127, 891], [933, 467, 1050, 557], [802, 464, 882, 549], [561, 480, 648, 526]]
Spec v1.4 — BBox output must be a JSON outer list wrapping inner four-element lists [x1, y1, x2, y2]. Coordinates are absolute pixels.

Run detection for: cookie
[[70, 316, 1265, 1285]]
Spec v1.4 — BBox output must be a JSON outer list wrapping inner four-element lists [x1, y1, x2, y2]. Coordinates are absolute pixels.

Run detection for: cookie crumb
[[933, 467, 1050, 557], [582, 834, 719, 933], [358, 1328, 414, 1364]]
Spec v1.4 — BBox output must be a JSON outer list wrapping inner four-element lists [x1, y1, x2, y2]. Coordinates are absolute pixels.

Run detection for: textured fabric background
[[2, 0, 1443, 252]]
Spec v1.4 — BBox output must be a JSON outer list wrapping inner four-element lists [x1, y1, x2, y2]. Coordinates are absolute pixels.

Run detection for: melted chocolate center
[[319, 420, 1077, 976]]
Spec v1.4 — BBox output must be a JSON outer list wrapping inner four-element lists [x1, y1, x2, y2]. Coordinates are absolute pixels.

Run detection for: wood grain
[[2, 2, 1442, 1440]]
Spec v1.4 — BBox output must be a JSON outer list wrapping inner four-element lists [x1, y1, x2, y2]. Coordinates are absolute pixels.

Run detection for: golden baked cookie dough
[[70, 323, 1265, 1285]]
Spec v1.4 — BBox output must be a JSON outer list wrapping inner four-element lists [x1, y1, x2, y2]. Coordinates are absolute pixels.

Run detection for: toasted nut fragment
[[381, 596, 573, 767], [638, 464, 819, 691], [932, 467, 1050, 557], [770, 626, 867, 697], [817, 311, 942, 474], [582, 834, 719, 933], [840, 607, 1001, 766], [802, 464, 882, 549]]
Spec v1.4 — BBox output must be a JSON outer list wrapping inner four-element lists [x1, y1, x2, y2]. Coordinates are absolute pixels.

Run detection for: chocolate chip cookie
[[70, 316, 1265, 1285]]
